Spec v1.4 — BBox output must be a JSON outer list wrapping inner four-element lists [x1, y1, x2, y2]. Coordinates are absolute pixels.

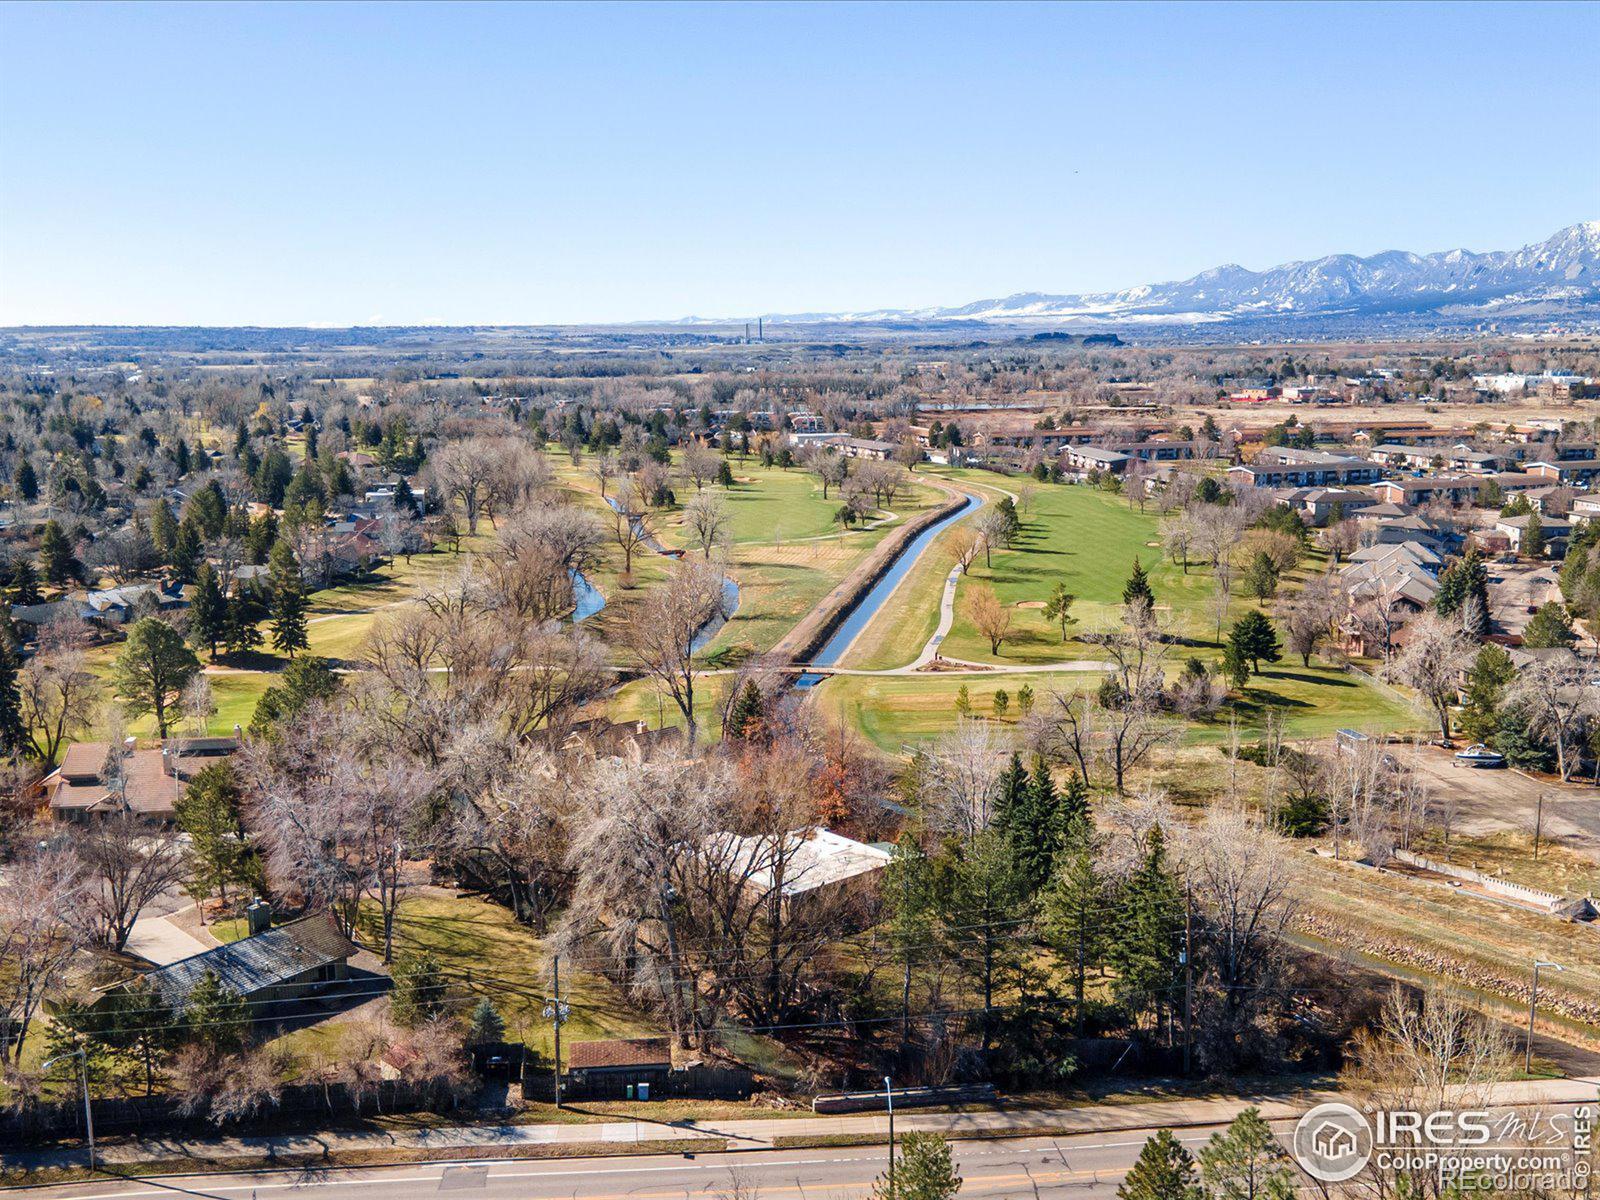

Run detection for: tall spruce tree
[[1123, 558, 1155, 609], [188, 563, 226, 660], [1109, 824, 1183, 1027], [267, 539, 309, 656], [1044, 817, 1105, 1024]]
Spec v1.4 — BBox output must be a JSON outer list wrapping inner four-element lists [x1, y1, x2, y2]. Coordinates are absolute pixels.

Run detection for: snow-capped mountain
[[746, 221, 1600, 329]]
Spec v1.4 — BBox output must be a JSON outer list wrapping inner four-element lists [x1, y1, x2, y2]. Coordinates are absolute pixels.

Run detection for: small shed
[[565, 1036, 672, 1098]]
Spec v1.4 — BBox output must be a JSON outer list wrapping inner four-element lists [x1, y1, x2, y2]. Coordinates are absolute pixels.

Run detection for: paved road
[[5, 1128, 1232, 1200]]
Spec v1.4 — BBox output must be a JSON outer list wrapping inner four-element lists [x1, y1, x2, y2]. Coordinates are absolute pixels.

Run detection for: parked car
[[1453, 744, 1506, 769]]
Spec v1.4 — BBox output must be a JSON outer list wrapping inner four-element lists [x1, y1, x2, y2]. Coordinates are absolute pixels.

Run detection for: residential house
[[1495, 514, 1572, 557], [1272, 487, 1380, 526], [45, 734, 240, 822], [1374, 476, 1483, 507], [1527, 460, 1600, 487], [78, 582, 187, 626], [1064, 445, 1132, 475], [1230, 449, 1385, 489], [1570, 495, 1600, 525], [100, 913, 358, 1017]]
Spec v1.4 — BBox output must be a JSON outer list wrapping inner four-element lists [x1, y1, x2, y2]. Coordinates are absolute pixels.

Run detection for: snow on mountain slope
[[746, 222, 1600, 327]]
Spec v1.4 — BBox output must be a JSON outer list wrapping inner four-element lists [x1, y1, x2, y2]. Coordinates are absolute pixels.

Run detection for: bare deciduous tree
[[682, 491, 733, 560], [968, 585, 1013, 655], [0, 847, 86, 1062], [618, 560, 730, 750], [1386, 613, 1474, 742], [77, 812, 186, 952], [19, 647, 103, 763]]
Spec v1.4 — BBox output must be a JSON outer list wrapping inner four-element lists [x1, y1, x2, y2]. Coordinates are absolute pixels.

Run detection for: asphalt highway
[[5, 1125, 1233, 1200]]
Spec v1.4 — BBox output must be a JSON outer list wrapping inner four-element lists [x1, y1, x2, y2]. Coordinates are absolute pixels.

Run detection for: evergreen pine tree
[[1523, 601, 1577, 649], [14, 459, 37, 502], [1109, 825, 1183, 1027], [183, 971, 248, 1056], [1122, 558, 1154, 609], [149, 498, 178, 557], [1228, 610, 1281, 673], [1524, 511, 1545, 558], [170, 520, 202, 583], [1458, 644, 1515, 743], [872, 1132, 962, 1200], [994, 752, 1031, 834], [174, 763, 246, 908], [725, 679, 763, 740], [39, 520, 78, 585], [467, 997, 505, 1045], [7, 557, 40, 605], [1118, 1129, 1201, 1200], [0, 641, 25, 757], [224, 586, 266, 656], [267, 539, 309, 656], [1198, 1107, 1298, 1200], [393, 476, 416, 511], [1044, 816, 1105, 1025], [188, 563, 227, 659]]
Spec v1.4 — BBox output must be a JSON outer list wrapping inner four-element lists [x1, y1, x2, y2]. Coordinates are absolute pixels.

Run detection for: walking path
[[12, 1078, 1598, 1173]]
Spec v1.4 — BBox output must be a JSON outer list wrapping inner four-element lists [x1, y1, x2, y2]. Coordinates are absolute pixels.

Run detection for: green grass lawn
[[359, 894, 657, 1059], [935, 479, 1228, 665], [810, 662, 1422, 756]]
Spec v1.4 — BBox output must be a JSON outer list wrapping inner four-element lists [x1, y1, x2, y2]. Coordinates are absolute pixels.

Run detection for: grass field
[[809, 662, 1420, 756], [937, 478, 1228, 665]]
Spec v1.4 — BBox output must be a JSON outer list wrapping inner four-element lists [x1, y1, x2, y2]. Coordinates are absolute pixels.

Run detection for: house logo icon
[[1293, 1102, 1373, 1182]]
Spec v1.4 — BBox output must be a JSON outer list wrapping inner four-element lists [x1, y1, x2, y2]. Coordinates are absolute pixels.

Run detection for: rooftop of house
[[121, 913, 358, 1008], [1496, 514, 1572, 532], [49, 737, 240, 815], [710, 828, 892, 898], [567, 1036, 672, 1071]]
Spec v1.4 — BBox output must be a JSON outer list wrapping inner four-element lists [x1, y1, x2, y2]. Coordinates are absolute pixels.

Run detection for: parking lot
[[1395, 743, 1600, 853]]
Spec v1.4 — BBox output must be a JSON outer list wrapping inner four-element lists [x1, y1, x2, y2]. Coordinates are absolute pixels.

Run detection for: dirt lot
[[1396, 744, 1600, 855]]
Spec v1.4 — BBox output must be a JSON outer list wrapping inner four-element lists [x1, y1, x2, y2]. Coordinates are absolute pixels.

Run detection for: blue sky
[[2, 1, 1596, 326]]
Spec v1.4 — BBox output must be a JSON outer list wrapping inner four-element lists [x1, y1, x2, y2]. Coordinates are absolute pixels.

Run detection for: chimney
[[123, 736, 137, 753], [161, 747, 173, 777]]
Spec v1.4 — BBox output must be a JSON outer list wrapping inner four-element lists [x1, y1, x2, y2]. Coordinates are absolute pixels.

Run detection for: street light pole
[[41, 1046, 94, 1172], [884, 1075, 895, 1200], [1528, 960, 1565, 1075]]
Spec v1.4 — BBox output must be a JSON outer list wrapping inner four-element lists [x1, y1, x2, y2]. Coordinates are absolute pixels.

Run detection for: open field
[[83, 540, 491, 742], [809, 663, 1421, 755]]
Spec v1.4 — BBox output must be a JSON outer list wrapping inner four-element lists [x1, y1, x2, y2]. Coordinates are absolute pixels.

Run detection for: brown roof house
[[566, 1036, 673, 1098], [45, 734, 240, 821]]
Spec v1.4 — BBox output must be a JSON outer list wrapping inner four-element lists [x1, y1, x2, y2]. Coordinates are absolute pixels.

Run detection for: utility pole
[[1527, 960, 1564, 1075], [884, 1075, 895, 1200], [41, 1045, 94, 1172], [1534, 793, 1545, 861], [1182, 881, 1194, 1077], [543, 955, 570, 1108]]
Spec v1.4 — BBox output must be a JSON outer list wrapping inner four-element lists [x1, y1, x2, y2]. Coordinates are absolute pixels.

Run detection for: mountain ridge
[[711, 221, 1600, 329]]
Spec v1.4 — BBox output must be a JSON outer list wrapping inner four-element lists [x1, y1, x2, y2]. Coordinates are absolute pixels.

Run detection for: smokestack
[[744, 322, 750, 343], [758, 317, 763, 341]]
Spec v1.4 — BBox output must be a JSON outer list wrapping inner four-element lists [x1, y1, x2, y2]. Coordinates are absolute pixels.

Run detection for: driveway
[[1395, 744, 1600, 854], [1487, 561, 1561, 639], [124, 912, 212, 965]]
